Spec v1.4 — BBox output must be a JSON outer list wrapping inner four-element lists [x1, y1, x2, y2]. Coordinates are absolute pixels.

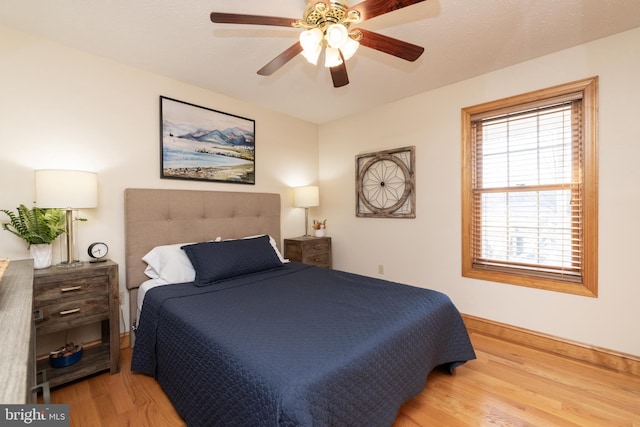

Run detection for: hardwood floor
[[44, 330, 640, 426]]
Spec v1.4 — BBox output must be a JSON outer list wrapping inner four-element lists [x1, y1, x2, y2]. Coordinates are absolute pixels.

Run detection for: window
[[461, 78, 598, 296]]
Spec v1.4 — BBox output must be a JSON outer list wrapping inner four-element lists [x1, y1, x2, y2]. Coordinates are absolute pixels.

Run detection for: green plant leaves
[[1, 204, 66, 246]]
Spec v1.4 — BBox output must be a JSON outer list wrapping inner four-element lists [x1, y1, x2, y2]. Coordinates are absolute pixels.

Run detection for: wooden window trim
[[461, 77, 598, 297]]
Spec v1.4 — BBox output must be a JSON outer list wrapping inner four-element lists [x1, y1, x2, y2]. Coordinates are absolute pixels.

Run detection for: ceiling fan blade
[[356, 28, 424, 62], [330, 61, 349, 88], [348, 0, 427, 22], [257, 43, 304, 76], [210, 12, 297, 28]]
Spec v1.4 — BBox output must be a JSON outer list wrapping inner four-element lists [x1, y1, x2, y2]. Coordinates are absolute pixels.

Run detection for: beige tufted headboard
[[124, 188, 281, 345]]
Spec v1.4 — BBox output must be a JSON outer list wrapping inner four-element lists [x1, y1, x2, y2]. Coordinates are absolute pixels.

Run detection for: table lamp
[[35, 170, 98, 266], [293, 185, 319, 237]]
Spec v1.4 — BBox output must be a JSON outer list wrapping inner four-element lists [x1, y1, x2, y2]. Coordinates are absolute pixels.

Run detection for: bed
[[125, 188, 476, 426]]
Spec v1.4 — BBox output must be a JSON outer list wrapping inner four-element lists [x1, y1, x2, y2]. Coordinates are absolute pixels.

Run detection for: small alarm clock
[[88, 242, 109, 263]]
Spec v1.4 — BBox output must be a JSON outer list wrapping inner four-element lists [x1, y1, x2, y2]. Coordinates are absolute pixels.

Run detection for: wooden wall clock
[[356, 146, 415, 218]]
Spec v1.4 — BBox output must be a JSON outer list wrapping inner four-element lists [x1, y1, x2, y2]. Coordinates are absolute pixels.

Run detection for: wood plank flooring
[[44, 330, 640, 426]]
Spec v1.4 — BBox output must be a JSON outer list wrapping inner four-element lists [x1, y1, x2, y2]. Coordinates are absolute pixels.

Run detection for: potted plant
[[1, 204, 66, 269]]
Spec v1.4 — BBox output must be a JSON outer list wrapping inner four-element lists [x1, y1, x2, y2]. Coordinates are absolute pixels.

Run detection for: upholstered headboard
[[124, 188, 281, 345]]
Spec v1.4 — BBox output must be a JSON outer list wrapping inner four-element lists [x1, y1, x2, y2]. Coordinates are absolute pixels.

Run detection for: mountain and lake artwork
[[160, 96, 255, 184]]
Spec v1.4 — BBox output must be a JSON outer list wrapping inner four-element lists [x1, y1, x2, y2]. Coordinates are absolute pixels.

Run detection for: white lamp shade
[[301, 43, 322, 65], [294, 186, 319, 208], [300, 28, 323, 65], [35, 169, 98, 208], [326, 24, 349, 49], [324, 47, 343, 68], [299, 28, 322, 50], [340, 37, 360, 60]]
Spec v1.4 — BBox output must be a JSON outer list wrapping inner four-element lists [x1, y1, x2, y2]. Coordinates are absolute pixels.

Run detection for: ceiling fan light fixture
[[324, 47, 343, 68], [301, 43, 322, 65], [210, 0, 427, 87], [325, 23, 349, 49], [299, 28, 322, 50], [339, 37, 359, 60], [299, 28, 323, 64]]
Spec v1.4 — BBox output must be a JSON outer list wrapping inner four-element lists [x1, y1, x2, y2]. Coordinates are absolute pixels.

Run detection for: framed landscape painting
[[160, 96, 255, 184]]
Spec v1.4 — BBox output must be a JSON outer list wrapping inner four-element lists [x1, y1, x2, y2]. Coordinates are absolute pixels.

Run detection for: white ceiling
[[2, 0, 640, 124]]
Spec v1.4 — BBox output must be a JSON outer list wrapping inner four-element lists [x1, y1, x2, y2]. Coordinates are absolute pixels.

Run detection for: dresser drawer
[[284, 240, 330, 257], [284, 243, 302, 259], [304, 252, 331, 268], [305, 239, 330, 254], [34, 295, 109, 334], [34, 275, 108, 308]]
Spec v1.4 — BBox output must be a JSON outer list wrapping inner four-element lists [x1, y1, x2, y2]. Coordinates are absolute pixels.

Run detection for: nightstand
[[284, 236, 332, 268], [33, 260, 120, 388]]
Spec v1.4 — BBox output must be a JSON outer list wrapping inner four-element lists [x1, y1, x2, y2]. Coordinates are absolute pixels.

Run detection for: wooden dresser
[[0, 259, 36, 403], [33, 260, 120, 388], [284, 236, 332, 268]]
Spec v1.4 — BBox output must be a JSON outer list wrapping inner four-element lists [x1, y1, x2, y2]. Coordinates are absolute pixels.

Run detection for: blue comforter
[[132, 263, 475, 426]]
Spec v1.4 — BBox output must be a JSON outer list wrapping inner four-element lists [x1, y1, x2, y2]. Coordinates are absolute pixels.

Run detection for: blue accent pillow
[[181, 235, 284, 286]]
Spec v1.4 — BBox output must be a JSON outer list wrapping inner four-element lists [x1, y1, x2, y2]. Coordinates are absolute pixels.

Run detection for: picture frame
[[160, 96, 255, 184], [355, 146, 416, 218]]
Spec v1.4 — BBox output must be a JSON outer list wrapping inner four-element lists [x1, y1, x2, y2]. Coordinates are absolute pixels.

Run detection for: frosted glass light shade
[[301, 43, 322, 65], [300, 28, 322, 50], [324, 47, 343, 68], [326, 24, 348, 48], [300, 28, 323, 65], [35, 170, 98, 208], [340, 37, 360, 60], [294, 186, 319, 208]]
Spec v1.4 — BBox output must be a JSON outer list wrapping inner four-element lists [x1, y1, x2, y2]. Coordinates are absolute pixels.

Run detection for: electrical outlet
[[378, 264, 384, 275], [119, 291, 124, 306]]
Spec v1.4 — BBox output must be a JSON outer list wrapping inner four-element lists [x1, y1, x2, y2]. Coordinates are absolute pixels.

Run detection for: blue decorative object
[[49, 344, 83, 368]]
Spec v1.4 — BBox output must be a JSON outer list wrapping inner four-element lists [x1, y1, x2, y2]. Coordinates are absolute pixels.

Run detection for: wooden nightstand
[[284, 236, 332, 268], [33, 260, 120, 388]]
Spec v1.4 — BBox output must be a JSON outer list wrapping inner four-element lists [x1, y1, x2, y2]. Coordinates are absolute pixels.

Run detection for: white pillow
[[142, 242, 196, 283], [142, 235, 285, 283], [242, 234, 289, 263]]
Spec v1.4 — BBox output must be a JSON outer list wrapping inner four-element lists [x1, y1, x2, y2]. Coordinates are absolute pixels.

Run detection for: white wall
[[0, 26, 319, 334], [318, 27, 640, 356], [3, 23, 638, 357]]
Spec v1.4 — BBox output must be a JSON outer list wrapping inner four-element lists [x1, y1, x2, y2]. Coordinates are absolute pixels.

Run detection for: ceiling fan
[[210, 0, 426, 88]]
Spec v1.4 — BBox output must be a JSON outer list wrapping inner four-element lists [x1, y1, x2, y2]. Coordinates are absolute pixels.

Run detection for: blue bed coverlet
[[131, 263, 476, 426]]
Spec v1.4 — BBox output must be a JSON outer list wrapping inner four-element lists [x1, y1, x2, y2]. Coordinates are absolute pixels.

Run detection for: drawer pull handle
[[60, 308, 80, 316], [33, 308, 44, 322], [61, 286, 82, 292]]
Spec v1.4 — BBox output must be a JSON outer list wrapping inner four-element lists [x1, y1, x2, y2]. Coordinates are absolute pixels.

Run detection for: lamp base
[[59, 209, 82, 268], [57, 260, 83, 268]]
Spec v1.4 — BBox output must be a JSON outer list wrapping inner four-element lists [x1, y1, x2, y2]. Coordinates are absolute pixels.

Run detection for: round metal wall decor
[[356, 146, 415, 218]]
